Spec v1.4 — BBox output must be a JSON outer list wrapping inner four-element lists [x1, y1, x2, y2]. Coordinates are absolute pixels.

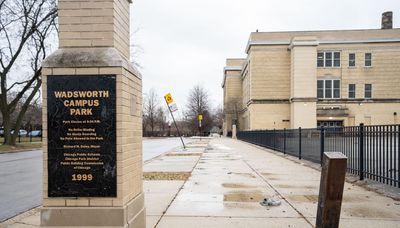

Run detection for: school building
[[222, 12, 400, 135]]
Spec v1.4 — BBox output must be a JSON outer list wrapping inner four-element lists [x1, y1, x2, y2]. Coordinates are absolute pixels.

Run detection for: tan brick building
[[222, 12, 400, 133]]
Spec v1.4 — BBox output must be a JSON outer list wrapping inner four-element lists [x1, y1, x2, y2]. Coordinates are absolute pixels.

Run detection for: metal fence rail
[[237, 124, 400, 188]]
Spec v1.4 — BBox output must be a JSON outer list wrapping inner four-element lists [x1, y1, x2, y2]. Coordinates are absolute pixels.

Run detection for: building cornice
[[223, 66, 243, 72], [244, 98, 400, 105], [246, 38, 400, 53], [247, 99, 291, 105], [291, 97, 319, 102], [318, 98, 400, 103], [221, 66, 243, 88]]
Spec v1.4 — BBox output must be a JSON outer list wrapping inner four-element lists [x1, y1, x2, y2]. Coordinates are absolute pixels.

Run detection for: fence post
[[320, 126, 325, 166], [30, 125, 33, 142], [283, 128, 286, 155], [359, 123, 364, 181], [299, 127, 302, 160], [18, 132, 21, 143], [316, 152, 347, 228]]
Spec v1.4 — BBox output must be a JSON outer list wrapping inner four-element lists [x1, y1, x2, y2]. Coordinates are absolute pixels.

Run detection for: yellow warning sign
[[165, 93, 173, 105], [198, 114, 203, 121]]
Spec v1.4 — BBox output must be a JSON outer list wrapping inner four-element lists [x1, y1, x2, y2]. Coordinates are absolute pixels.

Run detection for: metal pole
[[164, 98, 186, 149], [299, 127, 302, 160], [359, 123, 364, 180], [283, 128, 286, 155], [397, 125, 400, 188], [320, 126, 325, 166], [30, 125, 33, 142]]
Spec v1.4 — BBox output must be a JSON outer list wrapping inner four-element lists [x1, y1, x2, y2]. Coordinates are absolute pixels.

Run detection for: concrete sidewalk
[[2, 137, 400, 227]]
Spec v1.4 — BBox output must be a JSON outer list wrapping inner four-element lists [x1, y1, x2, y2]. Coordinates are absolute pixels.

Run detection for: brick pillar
[[40, 0, 145, 227], [289, 36, 318, 128]]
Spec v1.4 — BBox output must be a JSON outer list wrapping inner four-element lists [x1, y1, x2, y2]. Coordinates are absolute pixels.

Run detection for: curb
[[0, 147, 42, 155]]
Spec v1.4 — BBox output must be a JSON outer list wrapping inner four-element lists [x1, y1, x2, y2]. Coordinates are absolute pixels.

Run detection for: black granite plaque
[[47, 75, 116, 197]]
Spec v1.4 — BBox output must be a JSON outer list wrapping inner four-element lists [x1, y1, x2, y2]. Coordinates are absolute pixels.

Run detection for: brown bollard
[[316, 152, 347, 228]]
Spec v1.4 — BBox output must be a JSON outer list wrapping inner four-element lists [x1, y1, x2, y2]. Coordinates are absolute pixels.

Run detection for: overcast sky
[[130, 0, 400, 118]]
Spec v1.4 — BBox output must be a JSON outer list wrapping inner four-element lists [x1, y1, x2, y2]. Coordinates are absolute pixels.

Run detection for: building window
[[348, 84, 356, 99], [334, 52, 340, 67], [349, 53, 355, 67], [317, 80, 324, 98], [365, 53, 372, 67], [317, 53, 324, 67], [365, 84, 372, 98], [317, 120, 343, 128], [317, 51, 341, 67], [325, 52, 332, 67], [317, 79, 341, 99]]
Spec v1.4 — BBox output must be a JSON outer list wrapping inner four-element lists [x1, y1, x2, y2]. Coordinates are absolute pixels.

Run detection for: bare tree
[[129, 28, 143, 70], [213, 104, 224, 130], [156, 107, 167, 135], [0, 91, 42, 130], [0, 0, 57, 145], [224, 98, 241, 128], [143, 89, 160, 137], [185, 85, 213, 134]]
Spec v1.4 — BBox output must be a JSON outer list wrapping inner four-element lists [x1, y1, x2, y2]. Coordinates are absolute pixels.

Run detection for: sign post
[[164, 93, 186, 149], [198, 114, 203, 136]]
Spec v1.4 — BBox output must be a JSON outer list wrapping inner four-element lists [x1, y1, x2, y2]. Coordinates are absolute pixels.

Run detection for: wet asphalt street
[[0, 137, 188, 222], [0, 150, 42, 222]]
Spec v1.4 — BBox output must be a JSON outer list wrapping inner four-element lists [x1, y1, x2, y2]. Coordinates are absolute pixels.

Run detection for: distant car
[[0, 127, 4, 137], [210, 133, 220, 137], [28, 130, 42, 137], [11, 129, 28, 137]]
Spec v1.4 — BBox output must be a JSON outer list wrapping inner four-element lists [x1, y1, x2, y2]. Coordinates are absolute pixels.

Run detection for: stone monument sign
[[40, 0, 145, 227]]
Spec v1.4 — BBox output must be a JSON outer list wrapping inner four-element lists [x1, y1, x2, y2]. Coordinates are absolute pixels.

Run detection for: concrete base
[[40, 193, 146, 227], [232, 125, 237, 139]]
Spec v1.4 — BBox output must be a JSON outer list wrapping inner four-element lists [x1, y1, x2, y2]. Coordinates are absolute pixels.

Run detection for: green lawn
[[0, 141, 42, 153]]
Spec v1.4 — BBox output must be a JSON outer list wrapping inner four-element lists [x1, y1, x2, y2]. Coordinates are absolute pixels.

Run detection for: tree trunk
[[2, 114, 12, 145], [9, 81, 41, 145]]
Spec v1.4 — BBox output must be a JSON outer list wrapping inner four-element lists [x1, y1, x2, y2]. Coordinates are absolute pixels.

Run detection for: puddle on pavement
[[222, 183, 255, 189], [166, 153, 202, 156], [277, 184, 317, 189], [178, 193, 224, 202], [286, 194, 318, 203], [223, 191, 264, 202], [261, 173, 280, 180], [345, 206, 396, 218], [143, 172, 191, 181], [186, 145, 208, 148], [224, 203, 259, 209], [228, 172, 256, 178], [265, 177, 279, 180], [261, 172, 275, 176]]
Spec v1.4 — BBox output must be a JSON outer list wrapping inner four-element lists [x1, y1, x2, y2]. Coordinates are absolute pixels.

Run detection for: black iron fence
[[237, 124, 400, 188]]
